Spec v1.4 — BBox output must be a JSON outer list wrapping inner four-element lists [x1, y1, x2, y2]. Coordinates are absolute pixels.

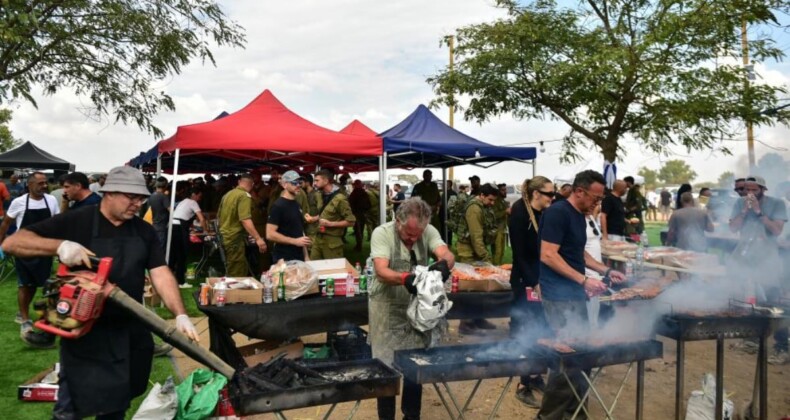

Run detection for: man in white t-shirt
[[0, 172, 59, 346], [169, 187, 208, 288]]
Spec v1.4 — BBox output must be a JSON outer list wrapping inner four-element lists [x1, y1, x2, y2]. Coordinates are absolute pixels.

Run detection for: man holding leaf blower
[[2, 166, 199, 420]]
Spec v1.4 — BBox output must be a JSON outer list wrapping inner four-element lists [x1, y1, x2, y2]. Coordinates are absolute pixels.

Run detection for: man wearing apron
[[2, 166, 200, 420], [0, 172, 58, 347], [368, 198, 454, 420]]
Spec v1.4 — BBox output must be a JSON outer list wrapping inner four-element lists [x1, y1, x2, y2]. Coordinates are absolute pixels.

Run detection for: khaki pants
[[492, 227, 506, 265], [223, 238, 249, 277], [310, 234, 345, 260]]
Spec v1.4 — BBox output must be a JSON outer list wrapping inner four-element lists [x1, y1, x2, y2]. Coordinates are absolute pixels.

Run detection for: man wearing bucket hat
[[2, 165, 199, 419]]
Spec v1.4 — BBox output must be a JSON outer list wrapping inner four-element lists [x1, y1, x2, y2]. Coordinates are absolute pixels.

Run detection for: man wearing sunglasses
[[733, 177, 748, 198], [537, 170, 627, 419], [2, 166, 199, 419], [267, 171, 312, 262]]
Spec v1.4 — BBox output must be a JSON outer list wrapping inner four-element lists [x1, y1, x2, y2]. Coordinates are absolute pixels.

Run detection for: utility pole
[[742, 17, 756, 171], [446, 35, 455, 183]]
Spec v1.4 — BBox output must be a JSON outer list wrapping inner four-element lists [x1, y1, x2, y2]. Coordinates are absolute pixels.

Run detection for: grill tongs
[[729, 299, 785, 317]]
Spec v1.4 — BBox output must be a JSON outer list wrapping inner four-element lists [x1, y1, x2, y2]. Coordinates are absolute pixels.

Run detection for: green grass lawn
[[0, 264, 186, 419]]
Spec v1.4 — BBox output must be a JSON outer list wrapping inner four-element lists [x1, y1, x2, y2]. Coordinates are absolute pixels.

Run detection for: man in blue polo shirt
[[536, 170, 627, 420]]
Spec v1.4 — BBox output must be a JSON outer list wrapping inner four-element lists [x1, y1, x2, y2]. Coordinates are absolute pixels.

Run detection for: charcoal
[[283, 359, 325, 379], [244, 372, 284, 391], [270, 366, 296, 386]]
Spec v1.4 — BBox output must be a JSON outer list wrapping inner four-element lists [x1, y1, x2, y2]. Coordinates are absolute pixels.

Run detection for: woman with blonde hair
[[508, 175, 554, 407]]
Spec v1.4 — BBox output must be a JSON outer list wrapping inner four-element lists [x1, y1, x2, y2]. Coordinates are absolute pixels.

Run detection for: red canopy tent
[[156, 90, 382, 261], [158, 90, 382, 168]]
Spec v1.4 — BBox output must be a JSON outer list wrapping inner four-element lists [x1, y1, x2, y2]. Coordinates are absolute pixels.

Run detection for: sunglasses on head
[[588, 220, 600, 236]]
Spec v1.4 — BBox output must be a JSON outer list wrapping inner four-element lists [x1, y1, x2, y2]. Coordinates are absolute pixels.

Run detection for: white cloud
[[4, 0, 790, 185]]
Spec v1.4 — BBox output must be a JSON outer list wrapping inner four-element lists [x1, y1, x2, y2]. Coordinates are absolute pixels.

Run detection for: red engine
[[34, 257, 113, 339]]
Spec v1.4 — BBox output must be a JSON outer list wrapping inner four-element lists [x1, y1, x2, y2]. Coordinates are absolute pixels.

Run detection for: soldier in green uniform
[[217, 174, 267, 276], [455, 183, 499, 334], [369, 197, 455, 420], [301, 174, 323, 252], [410, 169, 440, 231], [492, 183, 511, 265], [308, 169, 355, 260], [365, 182, 381, 239]]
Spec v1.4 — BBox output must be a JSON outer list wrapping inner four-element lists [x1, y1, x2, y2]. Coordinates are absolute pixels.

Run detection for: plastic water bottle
[[625, 259, 634, 281], [346, 271, 355, 297], [635, 242, 644, 279], [214, 280, 227, 307], [640, 231, 649, 247], [262, 274, 273, 304]]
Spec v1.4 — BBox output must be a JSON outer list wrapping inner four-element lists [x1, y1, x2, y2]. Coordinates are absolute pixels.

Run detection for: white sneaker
[[178, 283, 193, 289], [20, 320, 33, 334]]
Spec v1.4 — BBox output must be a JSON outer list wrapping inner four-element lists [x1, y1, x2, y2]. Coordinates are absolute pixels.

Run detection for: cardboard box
[[457, 279, 509, 293], [207, 277, 263, 305], [18, 364, 59, 402], [238, 340, 305, 366], [143, 284, 161, 307], [306, 258, 360, 280]]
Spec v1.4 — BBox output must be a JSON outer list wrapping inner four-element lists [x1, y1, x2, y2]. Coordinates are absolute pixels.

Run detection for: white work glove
[[57, 240, 95, 267], [176, 314, 200, 342]]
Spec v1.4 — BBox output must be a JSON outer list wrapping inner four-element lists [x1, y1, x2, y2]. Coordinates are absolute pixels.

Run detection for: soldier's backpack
[[446, 193, 470, 234], [455, 198, 496, 244]]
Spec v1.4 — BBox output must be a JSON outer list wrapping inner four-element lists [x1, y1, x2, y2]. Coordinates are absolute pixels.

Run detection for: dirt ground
[[172, 317, 790, 419]]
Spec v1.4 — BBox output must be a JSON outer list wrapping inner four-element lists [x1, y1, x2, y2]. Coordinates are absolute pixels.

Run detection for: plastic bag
[[684, 373, 734, 420], [407, 266, 453, 332], [268, 259, 319, 300], [133, 377, 177, 420], [175, 369, 228, 420]]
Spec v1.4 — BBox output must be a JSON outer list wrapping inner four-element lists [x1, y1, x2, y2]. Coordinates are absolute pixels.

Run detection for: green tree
[[0, 1, 245, 138], [0, 109, 22, 152], [717, 171, 735, 187], [637, 167, 659, 190], [658, 160, 697, 185], [428, 0, 789, 163]]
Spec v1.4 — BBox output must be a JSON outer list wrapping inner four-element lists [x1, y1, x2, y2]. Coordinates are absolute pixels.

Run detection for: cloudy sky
[[6, 1, 790, 186]]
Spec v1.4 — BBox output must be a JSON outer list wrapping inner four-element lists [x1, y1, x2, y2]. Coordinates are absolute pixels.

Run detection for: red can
[[319, 225, 326, 233], [526, 287, 541, 302], [451, 275, 459, 293]]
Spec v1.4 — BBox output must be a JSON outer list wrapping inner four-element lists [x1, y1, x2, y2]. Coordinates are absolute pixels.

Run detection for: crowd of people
[[1, 164, 789, 419]]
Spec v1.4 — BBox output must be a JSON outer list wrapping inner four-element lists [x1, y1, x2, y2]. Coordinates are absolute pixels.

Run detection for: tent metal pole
[[532, 159, 536, 177], [379, 152, 387, 225], [442, 167, 448, 241], [156, 154, 162, 179], [165, 148, 180, 264]]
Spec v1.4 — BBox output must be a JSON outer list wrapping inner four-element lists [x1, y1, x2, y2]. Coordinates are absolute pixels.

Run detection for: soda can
[[326, 277, 335, 298], [320, 225, 326, 233], [451, 275, 459, 293], [526, 287, 541, 302]]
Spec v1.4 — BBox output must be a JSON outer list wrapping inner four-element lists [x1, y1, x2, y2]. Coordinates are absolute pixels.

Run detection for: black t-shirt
[[393, 191, 406, 212], [601, 193, 626, 236], [267, 197, 305, 261], [509, 199, 542, 289], [25, 205, 167, 270]]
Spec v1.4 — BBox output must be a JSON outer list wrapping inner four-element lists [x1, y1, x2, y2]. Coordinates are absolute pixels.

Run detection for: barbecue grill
[[656, 303, 788, 420], [532, 339, 663, 420], [229, 359, 401, 418], [395, 341, 548, 420]]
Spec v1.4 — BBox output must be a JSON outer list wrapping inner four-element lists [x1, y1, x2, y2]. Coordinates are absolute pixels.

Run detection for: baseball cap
[[745, 175, 767, 189], [469, 175, 480, 181], [281, 170, 302, 184], [100, 166, 151, 196]]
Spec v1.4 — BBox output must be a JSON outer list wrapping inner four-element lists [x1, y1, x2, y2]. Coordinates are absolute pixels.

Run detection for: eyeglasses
[[581, 189, 605, 203], [588, 220, 600, 236], [119, 192, 147, 205], [536, 190, 555, 198]]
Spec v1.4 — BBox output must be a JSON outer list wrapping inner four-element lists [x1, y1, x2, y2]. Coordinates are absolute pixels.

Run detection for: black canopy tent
[[0, 141, 75, 171]]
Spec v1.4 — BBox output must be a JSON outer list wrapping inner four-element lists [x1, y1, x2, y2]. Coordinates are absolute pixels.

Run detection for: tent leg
[[165, 149, 180, 264], [532, 159, 536, 177], [442, 168, 448, 241], [379, 153, 387, 225], [156, 154, 162, 179]]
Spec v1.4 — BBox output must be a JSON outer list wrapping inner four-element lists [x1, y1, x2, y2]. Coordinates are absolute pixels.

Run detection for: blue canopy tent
[[353, 104, 537, 227]]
